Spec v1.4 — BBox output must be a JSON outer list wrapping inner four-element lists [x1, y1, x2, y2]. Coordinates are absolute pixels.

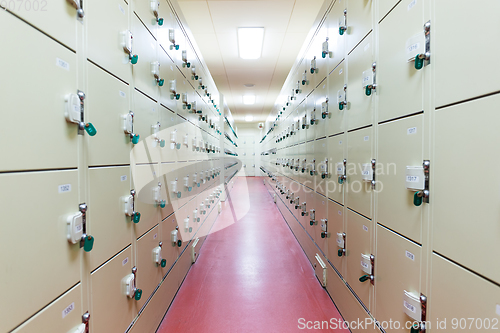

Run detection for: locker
[[433, 95, 500, 283], [310, 22, 329, 85], [313, 82, 329, 139], [326, 62, 346, 136], [314, 138, 329, 197], [375, 226, 421, 331], [327, 0, 346, 73], [0, 11, 77, 172], [378, 0, 425, 122], [434, 0, 500, 108], [157, 0, 179, 59], [132, 164, 161, 238], [346, 127, 373, 218], [0, 0, 77, 51], [346, 33, 374, 130], [327, 134, 345, 204], [327, 200, 344, 272], [131, 15, 159, 101], [178, 80, 196, 119], [12, 284, 83, 333], [86, 0, 132, 83], [133, 0, 160, 39], [0, 170, 80, 333], [377, 114, 424, 244], [430, 253, 500, 332], [344, 209, 372, 309], [88, 166, 132, 271], [346, 0, 373, 54], [87, 63, 132, 166], [90, 246, 135, 333], [176, 201, 195, 242], [136, 225, 163, 309]]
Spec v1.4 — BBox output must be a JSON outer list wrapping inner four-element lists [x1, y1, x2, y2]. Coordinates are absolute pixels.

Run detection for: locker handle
[[177, 240, 182, 247], [359, 275, 370, 282], [171, 93, 181, 100], [84, 123, 97, 136], [414, 192, 423, 206], [157, 18, 164, 26], [159, 200, 166, 208], [83, 235, 94, 252], [338, 176, 344, 184], [134, 289, 142, 301], [130, 54, 139, 65], [132, 134, 140, 144], [133, 212, 141, 224], [157, 79, 165, 87], [161, 259, 167, 268], [339, 103, 344, 111], [365, 85, 372, 96], [339, 26, 346, 36], [414, 55, 424, 70], [410, 324, 420, 333], [337, 249, 344, 257]]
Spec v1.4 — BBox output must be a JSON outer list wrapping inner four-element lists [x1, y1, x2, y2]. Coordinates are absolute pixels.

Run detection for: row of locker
[[263, 176, 500, 333]]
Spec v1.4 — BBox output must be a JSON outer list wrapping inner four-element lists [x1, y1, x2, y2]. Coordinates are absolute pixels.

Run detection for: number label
[[122, 257, 129, 266], [58, 184, 72, 193], [406, 176, 419, 183], [56, 58, 70, 71], [62, 302, 75, 319], [407, 127, 417, 135], [406, 251, 415, 261], [404, 300, 416, 313]]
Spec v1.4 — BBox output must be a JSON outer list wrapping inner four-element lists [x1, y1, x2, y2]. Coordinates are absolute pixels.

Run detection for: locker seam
[[377, 0, 403, 24], [133, 11, 157, 42], [347, 124, 372, 133], [377, 110, 424, 125], [347, 29, 373, 56], [86, 59, 130, 86], [0, 167, 78, 175], [435, 89, 500, 110], [376, 222, 422, 247], [90, 245, 132, 275], [134, 87, 158, 103], [346, 207, 372, 221]]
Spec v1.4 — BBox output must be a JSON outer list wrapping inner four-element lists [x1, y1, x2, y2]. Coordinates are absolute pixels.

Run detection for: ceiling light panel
[[238, 28, 264, 60], [243, 95, 256, 105]]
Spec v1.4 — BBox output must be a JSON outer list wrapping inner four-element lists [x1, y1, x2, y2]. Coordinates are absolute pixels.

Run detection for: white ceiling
[[177, 0, 325, 123]]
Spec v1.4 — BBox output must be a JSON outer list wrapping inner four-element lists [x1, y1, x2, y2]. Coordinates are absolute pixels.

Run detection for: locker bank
[[1, 0, 499, 332]]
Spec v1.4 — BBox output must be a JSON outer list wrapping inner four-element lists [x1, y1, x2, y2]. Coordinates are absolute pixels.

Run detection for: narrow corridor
[[157, 177, 346, 332]]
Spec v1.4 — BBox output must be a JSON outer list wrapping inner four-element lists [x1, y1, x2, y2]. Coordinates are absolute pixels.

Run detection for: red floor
[[157, 177, 347, 333]]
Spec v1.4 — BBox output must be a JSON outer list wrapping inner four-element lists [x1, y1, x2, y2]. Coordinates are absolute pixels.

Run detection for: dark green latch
[[161, 259, 167, 268], [134, 289, 142, 301], [414, 55, 424, 70], [85, 123, 97, 136], [84, 235, 94, 252], [359, 275, 370, 283], [414, 192, 423, 206], [133, 212, 141, 224]]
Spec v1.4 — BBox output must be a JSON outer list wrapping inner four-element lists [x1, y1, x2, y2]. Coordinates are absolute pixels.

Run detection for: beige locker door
[[346, 127, 373, 218], [0, 171, 80, 333], [157, 0, 179, 61], [1, 0, 77, 51], [305, 94, 316, 142], [327, 200, 345, 274], [177, 202, 195, 243], [327, 1, 346, 73], [297, 101, 307, 144], [87, 0, 132, 83], [131, 90, 160, 165], [161, 213, 183, 269], [345, 209, 372, 309], [326, 62, 346, 137], [178, 45, 196, 82], [178, 79, 195, 119], [297, 142, 307, 185], [327, 134, 345, 205], [159, 108, 181, 163], [305, 141, 316, 190], [89, 166, 132, 271], [314, 138, 329, 197], [378, 0, 424, 123], [312, 22, 329, 84], [12, 284, 82, 333], [0, 12, 77, 172], [159, 50, 178, 112], [132, 164, 161, 238], [375, 225, 421, 331], [377, 114, 424, 244], [91, 246, 135, 333], [314, 82, 329, 139], [313, 193, 329, 256], [347, 34, 374, 131], [133, 0, 159, 39], [346, 0, 373, 54], [434, 0, 500, 108], [433, 95, 500, 284], [87, 63, 131, 166], [131, 15, 159, 101], [430, 253, 500, 332], [136, 225, 162, 309]]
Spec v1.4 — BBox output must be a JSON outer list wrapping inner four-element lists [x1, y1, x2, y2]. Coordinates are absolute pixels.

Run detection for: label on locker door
[[403, 290, 421, 321], [406, 33, 425, 61], [362, 69, 373, 88], [62, 302, 75, 319], [56, 58, 70, 71], [58, 184, 72, 193], [407, 0, 417, 11]]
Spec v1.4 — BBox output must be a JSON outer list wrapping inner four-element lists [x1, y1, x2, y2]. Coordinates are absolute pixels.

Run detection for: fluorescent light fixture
[[238, 28, 264, 59], [243, 95, 256, 105], [245, 115, 254, 122]]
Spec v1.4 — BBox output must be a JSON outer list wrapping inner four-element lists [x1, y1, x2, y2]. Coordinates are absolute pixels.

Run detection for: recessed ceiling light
[[238, 28, 264, 60], [243, 95, 256, 105], [245, 115, 254, 122], [244, 83, 255, 88]]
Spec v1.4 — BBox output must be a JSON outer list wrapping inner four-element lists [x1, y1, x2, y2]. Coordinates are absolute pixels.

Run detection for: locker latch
[[123, 267, 142, 301], [153, 242, 167, 267], [301, 159, 307, 173], [301, 202, 309, 216], [182, 50, 191, 68], [359, 254, 375, 284], [414, 22, 431, 70], [337, 159, 347, 184], [124, 189, 141, 223], [184, 216, 192, 233], [150, 0, 163, 25], [302, 70, 309, 86], [310, 56, 318, 74], [320, 219, 330, 238], [170, 130, 180, 150], [295, 81, 302, 94], [337, 232, 346, 257], [361, 160, 376, 189], [338, 85, 347, 110], [289, 192, 295, 204], [171, 226, 182, 247], [169, 29, 180, 50], [171, 179, 181, 199], [184, 175, 192, 192], [65, 90, 96, 136], [339, 9, 347, 35], [191, 66, 199, 80], [404, 292, 427, 333], [193, 209, 200, 222], [302, 114, 309, 130], [169, 80, 180, 100], [152, 122, 165, 147], [321, 99, 329, 119], [310, 109, 317, 125], [364, 62, 377, 96], [67, 0, 84, 18], [294, 197, 300, 209], [320, 158, 329, 179], [309, 159, 316, 176], [67, 203, 94, 252], [121, 30, 138, 64], [322, 38, 332, 58], [151, 61, 164, 86], [200, 203, 206, 215], [182, 93, 192, 110], [154, 182, 167, 207], [295, 158, 300, 171], [407, 160, 430, 206], [309, 209, 317, 225], [123, 111, 140, 144], [70, 311, 90, 333]]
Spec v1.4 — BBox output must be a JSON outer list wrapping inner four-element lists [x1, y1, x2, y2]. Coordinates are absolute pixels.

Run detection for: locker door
[[132, 164, 160, 238], [327, 1, 346, 73], [375, 226, 421, 331], [314, 81, 329, 139], [346, 0, 373, 54], [297, 101, 307, 144], [131, 90, 160, 165], [430, 253, 500, 332], [178, 79, 195, 119], [133, 0, 160, 39], [159, 108, 180, 163], [91, 247, 135, 333], [434, 0, 500, 108], [87, 0, 132, 83], [131, 15, 159, 101], [346, 33, 374, 130], [177, 201, 195, 243], [310, 192, 328, 256], [157, 0, 178, 60], [378, 0, 425, 122], [314, 138, 328, 197], [305, 141, 316, 190], [327, 200, 345, 273], [346, 127, 373, 218], [159, 50, 178, 112], [161, 213, 183, 269], [305, 94, 316, 142], [87, 63, 132, 166], [345, 209, 372, 309], [433, 95, 500, 284], [377, 114, 424, 244], [312, 22, 329, 84], [12, 284, 82, 333], [297, 142, 307, 185], [136, 225, 163, 309], [0, 0, 77, 51], [327, 62, 346, 136], [327, 134, 345, 205], [89, 166, 132, 271], [0, 12, 77, 172], [0, 170, 80, 333]]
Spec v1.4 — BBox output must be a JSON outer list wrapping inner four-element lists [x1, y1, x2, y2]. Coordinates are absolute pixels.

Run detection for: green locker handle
[[189, 227, 193, 233], [188, 187, 192, 192], [301, 212, 305, 216], [158, 18, 164, 26], [176, 94, 180, 100], [301, 169, 305, 173], [321, 232, 326, 239], [339, 103, 344, 111], [160, 200, 166, 208], [132, 134, 140, 145], [322, 113, 326, 119], [194, 75, 199, 80], [175, 45, 180, 51], [310, 68, 315, 74], [133, 212, 141, 224], [84, 235, 94, 252], [161, 259, 167, 268], [310, 119, 315, 126], [411, 323, 420, 333], [134, 289, 142, 301], [321, 174, 326, 179], [414, 192, 423, 206], [130, 55, 138, 65], [177, 192, 182, 198], [310, 220, 314, 226], [310, 170, 314, 176], [338, 249, 343, 257], [177, 239, 182, 247], [187, 104, 192, 110], [302, 80, 307, 86], [338, 177, 344, 184], [322, 51, 327, 59], [85, 123, 97, 136], [197, 183, 200, 187], [186, 63, 191, 68], [160, 140, 166, 148], [359, 275, 370, 283], [176, 143, 181, 150], [365, 85, 372, 96], [158, 79, 164, 87], [339, 27, 346, 35], [414, 55, 424, 70]]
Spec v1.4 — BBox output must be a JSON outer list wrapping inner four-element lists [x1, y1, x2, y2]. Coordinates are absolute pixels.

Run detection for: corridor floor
[[157, 177, 347, 332]]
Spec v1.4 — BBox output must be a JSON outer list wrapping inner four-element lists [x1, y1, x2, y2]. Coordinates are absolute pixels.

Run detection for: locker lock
[[169, 80, 181, 100], [310, 109, 317, 125], [122, 267, 142, 301], [309, 209, 317, 225], [337, 232, 346, 257], [170, 130, 181, 150], [338, 85, 347, 110], [408, 161, 430, 206], [151, 61, 164, 86], [182, 93, 192, 110], [301, 159, 307, 173], [194, 209, 200, 222], [152, 122, 165, 148], [151, 0, 164, 26], [68, 204, 94, 252], [154, 183, 167, 208], [359, 254, 375, 284], [309, 159, 316, 176], [301, 202, 308, 216], [182, 50, 191, 68], [184, 217, 192, 233], [153, 242, 167, 268], [123, 111, 140, 144], [65, 91, 97, 136], [415, 22, 431, 70], [310, 56, 318, 74], [337, 159, 347, 184], [364, 63, 377, 96], [320, 159, 329, 179], [321, 99, 329, 119], [301, 70, 309, 86], [171, 226, 182, 247], [191, 66, 199, 81], [322, 38, 332, 59], [184, 175, 192, 192], [124, 189, 141, 224], [320, 219, 330, 238], [169, 29, 180, 50], [171, 180, 182, 198], [67, 0, 85, 18], [339, 9, 347, 35]]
